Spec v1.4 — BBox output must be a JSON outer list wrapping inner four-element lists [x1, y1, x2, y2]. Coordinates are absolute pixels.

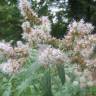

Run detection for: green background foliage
[[0, 0, 96, 42], [0, 0, 22, 42]]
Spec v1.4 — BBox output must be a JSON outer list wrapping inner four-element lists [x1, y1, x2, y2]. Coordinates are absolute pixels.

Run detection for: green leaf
[[41, 68, 53, 96], [56, 64, 65, 85], [16, 78, 31, 96], [2, 83, 12, 96]]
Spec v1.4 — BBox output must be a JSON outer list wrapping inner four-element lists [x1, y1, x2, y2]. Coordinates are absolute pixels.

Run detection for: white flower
[[77, 19, 94, 34], [68, 19, 94, 36], [0, 59, 20, 74], [38, 46, 65, 66], [0, 42, 14, 56], [18, 0, 39, 23], [22, 27, 51, 45]]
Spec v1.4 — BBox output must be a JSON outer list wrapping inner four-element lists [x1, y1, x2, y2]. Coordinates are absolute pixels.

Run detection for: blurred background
[[0, 0, 96, 43]]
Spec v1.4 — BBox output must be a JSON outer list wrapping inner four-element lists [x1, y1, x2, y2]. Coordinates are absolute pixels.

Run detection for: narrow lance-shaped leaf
[[41, 68, 53, 96], [56, 64, 65, 85]]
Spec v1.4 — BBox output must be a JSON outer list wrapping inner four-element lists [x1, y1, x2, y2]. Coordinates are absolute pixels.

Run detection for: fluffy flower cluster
[[73, 68, 96, 87], [22, 17, 51, 46], [0, 41, 29, 74], [18, 0, 40, 24], [0, 59, 20, 75], [19, 0, 52, 46], [64, 64, 96, 88], [14, 42, 29, 59], [0, 42, 14, 57], [38, 46, 65, 66], [61, 20, 96, 86], [63, 20, 94, 50], [68, 19, 94, 36]]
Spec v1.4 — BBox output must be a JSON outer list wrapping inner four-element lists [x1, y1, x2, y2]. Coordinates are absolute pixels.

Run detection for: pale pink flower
[[0, 59, 20, 74], [0, 42, 14, 56], [38, 46, 65, 66], [68, 19, 94, 36]]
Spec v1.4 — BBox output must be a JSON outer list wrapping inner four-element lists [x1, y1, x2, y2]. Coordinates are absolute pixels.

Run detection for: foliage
[[0, 0, 22, 42]]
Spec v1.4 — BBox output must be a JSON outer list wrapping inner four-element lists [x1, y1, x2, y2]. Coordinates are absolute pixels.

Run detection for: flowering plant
[[0, 0, 96, 96]]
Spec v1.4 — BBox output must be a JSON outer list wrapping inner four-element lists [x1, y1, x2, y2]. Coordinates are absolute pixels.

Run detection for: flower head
[[18, 0, 40, 24], [68, 19, 94, 37], [38, 46, 65, 66], [0, 42, 14, 57], [0, 59, 20, 75]]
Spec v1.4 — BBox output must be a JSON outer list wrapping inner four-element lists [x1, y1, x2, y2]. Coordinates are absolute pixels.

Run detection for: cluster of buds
[[21, 18, 51, 47], [62, 20, 96, 86], [62, 19, 95, 64], [19, 0, 52, 47], [38, 46, 65, 66], [18, 0, 41, 24], [68, 19, 94, 37], [14, 41, 29, 59], [0, 59, 20, 75], [62, 20, 94, 50], [0, 42, 14, 57], [0, 41, 29, 74], [73, 68, 96, 88]]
